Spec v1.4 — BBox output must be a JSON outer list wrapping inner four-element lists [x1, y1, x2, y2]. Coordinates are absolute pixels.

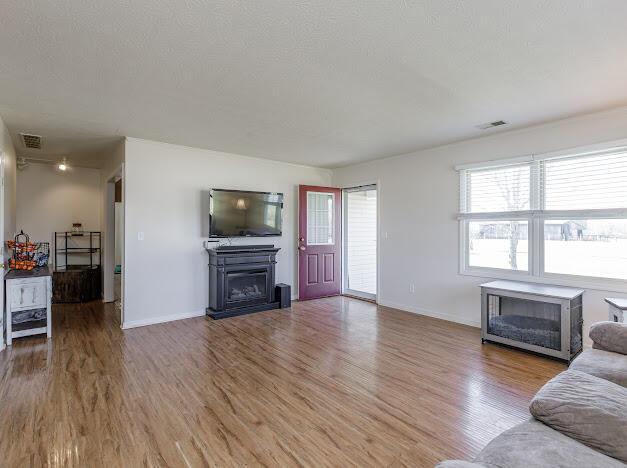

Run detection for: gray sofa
[[437, 321, 627, 468]]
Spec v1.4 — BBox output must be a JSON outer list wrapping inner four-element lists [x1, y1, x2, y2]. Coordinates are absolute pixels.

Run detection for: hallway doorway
[[114, 179, 123, 302], [103, 165, 124, 325]]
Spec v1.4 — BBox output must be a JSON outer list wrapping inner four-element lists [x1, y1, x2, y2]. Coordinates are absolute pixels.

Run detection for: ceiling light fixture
[[17, 156, 91, 170]]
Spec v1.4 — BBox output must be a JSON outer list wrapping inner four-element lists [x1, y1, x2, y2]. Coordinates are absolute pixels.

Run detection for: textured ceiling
[[1, 1, 627, 168]]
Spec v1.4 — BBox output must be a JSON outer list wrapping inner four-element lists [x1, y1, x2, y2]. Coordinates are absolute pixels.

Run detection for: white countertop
[[480, 280, 584, 300], [605, 297, 627, 310]]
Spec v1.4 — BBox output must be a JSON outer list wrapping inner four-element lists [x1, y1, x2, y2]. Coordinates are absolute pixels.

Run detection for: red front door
[[298, 185, 342, 300]]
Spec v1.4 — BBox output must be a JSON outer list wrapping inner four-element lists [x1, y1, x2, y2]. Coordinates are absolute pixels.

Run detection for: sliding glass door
[[343, 185, 377, 300]]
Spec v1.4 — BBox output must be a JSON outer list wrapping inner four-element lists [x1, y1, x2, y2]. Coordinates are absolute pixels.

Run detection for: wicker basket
[[6, 231, 49, 270]]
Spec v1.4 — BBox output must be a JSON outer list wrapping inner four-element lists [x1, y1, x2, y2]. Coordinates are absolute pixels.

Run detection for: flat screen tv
[[209, 189, 284, 237]]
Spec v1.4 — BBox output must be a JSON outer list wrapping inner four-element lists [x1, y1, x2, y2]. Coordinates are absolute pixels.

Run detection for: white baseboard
[[377, 299, 481, 328], [120, 301, 479, 330], [122, 310, 206, 330]]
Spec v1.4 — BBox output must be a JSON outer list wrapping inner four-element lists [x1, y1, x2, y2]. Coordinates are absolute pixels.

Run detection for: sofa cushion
[[590, 321, 627, 355], [570, 348, 627, 388], [529, 370, 627, 462], [473, 419, 624, 468]]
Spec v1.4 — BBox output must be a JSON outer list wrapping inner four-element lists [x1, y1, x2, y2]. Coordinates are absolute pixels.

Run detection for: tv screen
[[209, 189, 284, 237]]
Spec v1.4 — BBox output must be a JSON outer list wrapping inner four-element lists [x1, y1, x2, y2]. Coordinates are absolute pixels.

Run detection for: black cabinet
[[207, 245, 281, 319], [53, 232, 102, 303]]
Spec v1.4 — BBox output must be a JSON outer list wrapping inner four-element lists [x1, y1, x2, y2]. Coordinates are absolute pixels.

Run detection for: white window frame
[[306, 191, 336, 246], [459, 215, 534, 278], [458, 139, 627, 293]]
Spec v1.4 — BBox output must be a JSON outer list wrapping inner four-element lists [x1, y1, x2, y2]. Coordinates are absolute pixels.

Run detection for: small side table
[[605, 298, 627, 323], [5, 266, 52, 345]]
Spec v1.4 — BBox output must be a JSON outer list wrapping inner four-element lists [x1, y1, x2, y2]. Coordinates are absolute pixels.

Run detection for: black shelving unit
[[54, 231, 101, 271], [53, 232, 102, 302]]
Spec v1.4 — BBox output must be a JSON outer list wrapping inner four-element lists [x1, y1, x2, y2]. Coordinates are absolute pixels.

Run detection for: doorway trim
[[341, 182, 379, 302], [103, 163, 124, 325], [0, 151, 5, 350]]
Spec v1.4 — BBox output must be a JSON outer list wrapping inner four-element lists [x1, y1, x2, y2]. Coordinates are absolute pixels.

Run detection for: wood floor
[[0, 296, 565, 467]]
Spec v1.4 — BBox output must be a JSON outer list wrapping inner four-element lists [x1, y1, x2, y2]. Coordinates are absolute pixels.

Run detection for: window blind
[[542, 150, 627, 211], [457, 142, 627, 281], [459, 146, 627, 215], [461, 163, 531, 214]]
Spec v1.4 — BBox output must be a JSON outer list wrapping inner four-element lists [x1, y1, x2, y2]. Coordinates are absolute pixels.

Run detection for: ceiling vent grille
[[20, 133, 42, 149], [477, 120, 508, 130]]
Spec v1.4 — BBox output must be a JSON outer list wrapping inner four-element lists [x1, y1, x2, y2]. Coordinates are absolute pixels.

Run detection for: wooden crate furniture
[[605, 298, 626, 323], [481, 280, 584, 362]]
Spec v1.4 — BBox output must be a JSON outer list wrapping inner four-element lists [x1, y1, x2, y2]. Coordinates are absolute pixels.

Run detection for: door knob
[[299, 237, 304, 242], [299, 246, 306, 251]]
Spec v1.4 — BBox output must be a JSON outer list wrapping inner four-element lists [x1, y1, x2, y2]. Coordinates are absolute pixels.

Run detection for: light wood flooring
[[0, 296, 565, 467]]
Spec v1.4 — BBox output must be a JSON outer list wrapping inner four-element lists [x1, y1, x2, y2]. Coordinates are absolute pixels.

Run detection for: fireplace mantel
[[206, 245, 281, 319]]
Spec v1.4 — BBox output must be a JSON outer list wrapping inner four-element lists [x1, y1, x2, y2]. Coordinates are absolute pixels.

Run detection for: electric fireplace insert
[[206, 245, 281, 319]]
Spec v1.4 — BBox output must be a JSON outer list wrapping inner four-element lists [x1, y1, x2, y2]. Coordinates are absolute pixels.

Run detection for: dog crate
[[481, 280, 584, 362]]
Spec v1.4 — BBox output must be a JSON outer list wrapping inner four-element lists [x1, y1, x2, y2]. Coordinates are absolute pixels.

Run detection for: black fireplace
[[206, 245, 281, 319]]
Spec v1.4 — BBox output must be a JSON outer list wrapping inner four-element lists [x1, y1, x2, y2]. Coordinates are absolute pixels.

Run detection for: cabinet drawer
[[10, 281, 47, 310]]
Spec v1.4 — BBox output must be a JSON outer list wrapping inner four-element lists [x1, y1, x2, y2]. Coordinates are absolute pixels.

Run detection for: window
[[543, 219, 627, 280], [458, 143, 627, 287], [460, 162, 533, 272], [468, 220, 529, 271], [466, 164, 530, 213], [544, 152, 627, 210], [307, 192, 335, 245]]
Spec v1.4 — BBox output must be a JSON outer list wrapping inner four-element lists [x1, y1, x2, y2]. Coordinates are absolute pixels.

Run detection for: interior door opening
[[114, 179, 123, 303], [104, 166, 124, 326], [343, 185, 377, 301]]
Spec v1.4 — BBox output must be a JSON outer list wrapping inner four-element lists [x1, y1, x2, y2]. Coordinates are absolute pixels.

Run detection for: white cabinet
[[605, 298, 626, 323], [5, 268, 52, 346], [9, 281, 48, 310]]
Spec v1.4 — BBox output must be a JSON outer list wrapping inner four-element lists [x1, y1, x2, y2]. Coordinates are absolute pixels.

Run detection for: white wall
[[0, 116, 16, 348], [333, 106, 627, 344], [16, 163, 101, 254], [0, 116, 16, 244], [122, 137, 331, 328]]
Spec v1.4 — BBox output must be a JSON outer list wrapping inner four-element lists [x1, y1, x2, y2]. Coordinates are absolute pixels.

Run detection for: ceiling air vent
[[20, 133, 42, 149], [476, 120, 508, 130]]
